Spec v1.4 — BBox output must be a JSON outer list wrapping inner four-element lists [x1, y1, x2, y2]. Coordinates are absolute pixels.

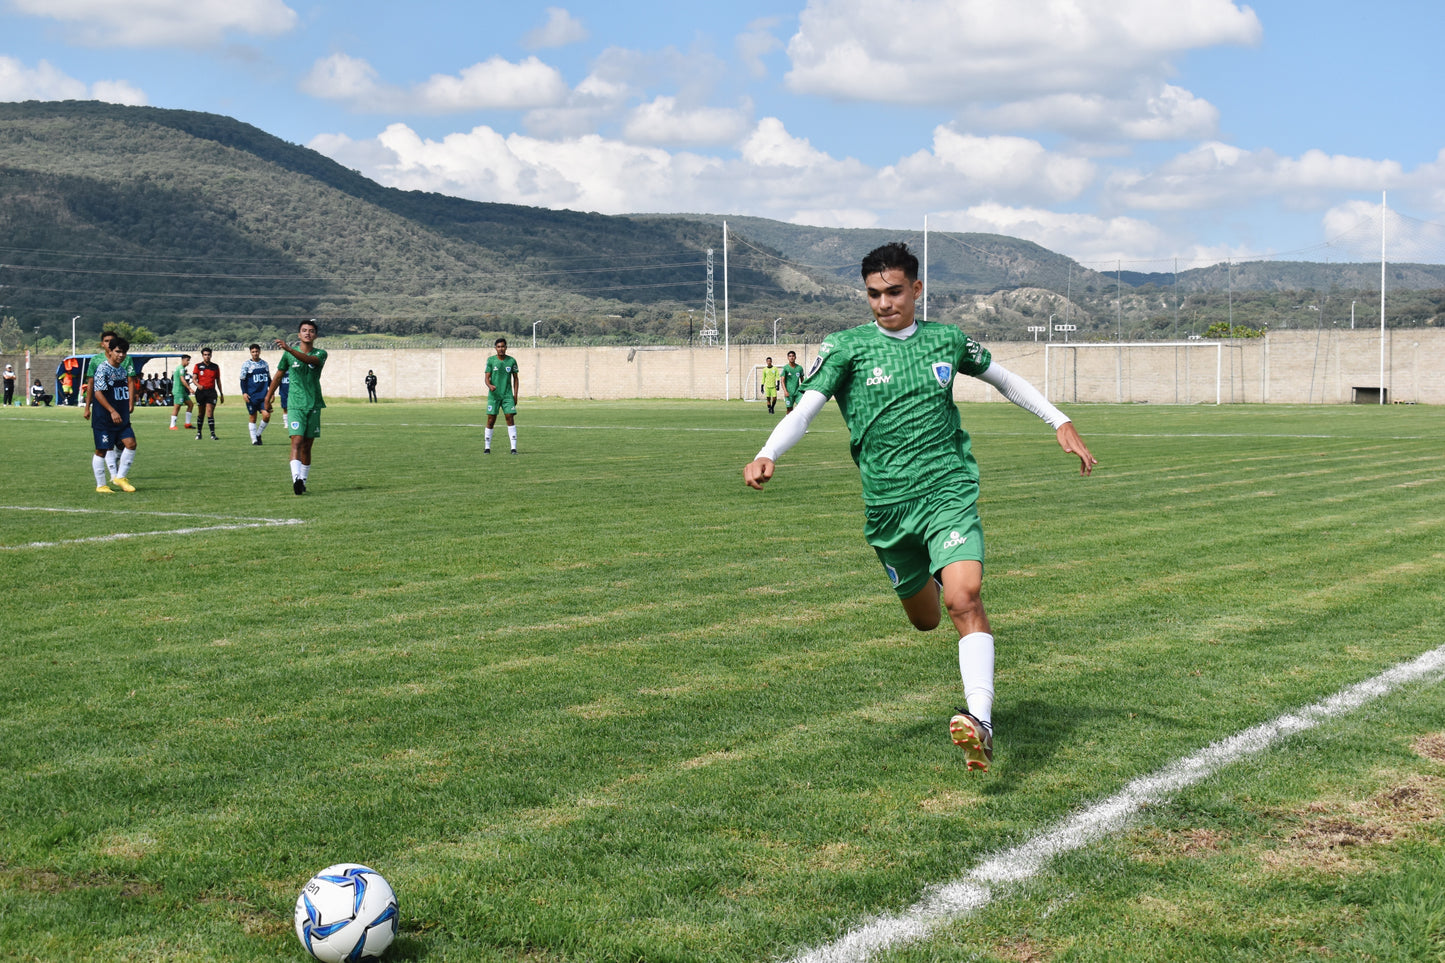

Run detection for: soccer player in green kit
[[759, 358, 781, 413], [744, 242, 1096, 772], [780, 350, 805, 413], [484, 337, 519, 454], [265, 319, 327, 495]]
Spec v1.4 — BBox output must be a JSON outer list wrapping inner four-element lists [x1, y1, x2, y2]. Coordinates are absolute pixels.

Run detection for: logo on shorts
[[942, 530, 969, 549], [883, 563, 900, 586], [932, 362, 953, 387], [865, 366, 892, 386], [289, 419, 300, 431]]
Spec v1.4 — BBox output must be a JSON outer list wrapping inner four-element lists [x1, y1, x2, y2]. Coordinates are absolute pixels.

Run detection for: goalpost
[[1044, 341, 1246, 405]]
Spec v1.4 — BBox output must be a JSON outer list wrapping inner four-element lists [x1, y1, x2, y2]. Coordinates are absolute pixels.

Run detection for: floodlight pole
[[72, 315, 80, 357], [532, 319, 544, 348], [772, 317, 781, 345]]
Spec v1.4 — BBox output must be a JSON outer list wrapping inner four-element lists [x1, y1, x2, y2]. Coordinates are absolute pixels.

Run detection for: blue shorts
[[244, 395, 268, 416], [93, 420, 135, 451]]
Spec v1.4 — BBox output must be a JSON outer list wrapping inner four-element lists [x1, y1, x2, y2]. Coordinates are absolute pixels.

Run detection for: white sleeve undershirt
[[754, 390, 827, 462], [754, 361, 1068, 463], [976, 361, 1072, 430]]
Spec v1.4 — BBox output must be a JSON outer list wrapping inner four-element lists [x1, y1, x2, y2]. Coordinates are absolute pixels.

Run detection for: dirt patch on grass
[[1264, 773, 1444, 873], [1, 864, 158, 898], [1412, 732, 1445, 764], [993, 935, 1052, 961]]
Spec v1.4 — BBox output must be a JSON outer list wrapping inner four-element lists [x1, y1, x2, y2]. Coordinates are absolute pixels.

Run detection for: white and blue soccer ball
[[294, 863, 399, 962]]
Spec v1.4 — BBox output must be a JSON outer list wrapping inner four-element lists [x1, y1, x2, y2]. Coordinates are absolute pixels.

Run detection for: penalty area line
[[0, 505, 303, 550], [785, 642, 1445, 963]]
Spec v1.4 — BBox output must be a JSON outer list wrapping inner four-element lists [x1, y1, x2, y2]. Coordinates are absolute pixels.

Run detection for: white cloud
[[524, 7, 589, 49], [931, 202, 1172, 265], [0, 56, 147, 104], [1109, 142, 1407, 211], [300, 53, 570, 114], [737, 18, 783, 78], [740, 117, 832, 168], [8, 0, 297, 47], [964, 83, 1219, 141], [623, 96, 751, 147], [786, 0, 1261, 104], [883, 128, 1096, 205]]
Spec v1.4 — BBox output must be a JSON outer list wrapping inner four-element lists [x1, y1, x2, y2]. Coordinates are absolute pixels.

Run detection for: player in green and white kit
[[780, 350, 805, 413], [265, 319, 327, 495], [484, 337, 519, 453], [744, 242, 1096, 772]]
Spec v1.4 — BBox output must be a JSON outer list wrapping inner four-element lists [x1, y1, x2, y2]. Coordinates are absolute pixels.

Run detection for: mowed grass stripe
[[1, 401, 1443, 962]]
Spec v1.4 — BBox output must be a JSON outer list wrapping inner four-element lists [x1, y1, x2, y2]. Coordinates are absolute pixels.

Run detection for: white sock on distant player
[[257, 419, 266, 435], [484, 428, 494, 448], [508, 425, 517, 449], [249, 423, 257, 441], [92, 455, 108, 487], [170, 415, 177, 428], [299, 463, 310, 480], [290, 458, 303, 480], [105, 450, 120, 479], [117, 448, 135, 478], [184, 413, 192, 427], [959, 632, 995, 726]]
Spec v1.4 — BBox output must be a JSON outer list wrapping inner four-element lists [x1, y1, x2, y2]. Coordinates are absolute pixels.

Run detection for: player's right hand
[[743, 457, 774, 490]]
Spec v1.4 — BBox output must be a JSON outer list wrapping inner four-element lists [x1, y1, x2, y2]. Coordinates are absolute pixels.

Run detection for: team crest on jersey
[[932, 362, 953, 387], [806, 355, 825, 378]]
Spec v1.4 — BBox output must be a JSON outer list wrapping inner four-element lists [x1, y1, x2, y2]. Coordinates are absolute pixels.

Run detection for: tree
[[109, 321, 158, 345], [0, 316, 22, 353]]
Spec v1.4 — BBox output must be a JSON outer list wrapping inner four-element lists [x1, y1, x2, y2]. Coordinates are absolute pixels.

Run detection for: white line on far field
[[785, 642, 1445, 963], [0, 505, 303, 550]]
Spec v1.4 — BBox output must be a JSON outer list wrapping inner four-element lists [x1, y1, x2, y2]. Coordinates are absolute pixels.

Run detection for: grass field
[[2, 397, 1444, 962]]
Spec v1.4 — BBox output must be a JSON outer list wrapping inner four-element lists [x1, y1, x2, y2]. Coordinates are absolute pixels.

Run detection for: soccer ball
[[294, 863, 399, 962]]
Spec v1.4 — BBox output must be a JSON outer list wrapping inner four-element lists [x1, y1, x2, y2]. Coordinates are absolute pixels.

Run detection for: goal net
[[1043, 341, 1251, 404]]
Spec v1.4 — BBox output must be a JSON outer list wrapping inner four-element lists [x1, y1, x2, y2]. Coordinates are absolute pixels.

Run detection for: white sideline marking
[[786, 643, 1445, 963], [0, 505, 303, 550]]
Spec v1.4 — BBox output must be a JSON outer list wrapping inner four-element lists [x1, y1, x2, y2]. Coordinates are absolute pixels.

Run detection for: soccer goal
[[744, 364, 768, 403], [1043, 341, 1251, 405]]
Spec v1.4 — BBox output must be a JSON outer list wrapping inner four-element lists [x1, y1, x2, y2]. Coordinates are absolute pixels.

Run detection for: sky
[[2, 0, 1443, 270]]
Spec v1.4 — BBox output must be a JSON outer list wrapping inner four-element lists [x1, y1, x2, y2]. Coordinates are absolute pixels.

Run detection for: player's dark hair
[[180, 354, 191, 362], [495, 338, 507, 347], [110, 336, 130, 353], [248, 343, 261, 351], [100, 330, 117, 342], [300, 319, 319, 334], [200, 347, 212, 354], [860, 242, 919, 282]]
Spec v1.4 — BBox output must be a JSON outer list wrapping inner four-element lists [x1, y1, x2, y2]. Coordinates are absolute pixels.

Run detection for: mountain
[[0, 101, 1439, 347]]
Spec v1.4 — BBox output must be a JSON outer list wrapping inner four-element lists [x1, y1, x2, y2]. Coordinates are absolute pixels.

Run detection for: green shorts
[[864, 481, 985, 599], [286, 408, 321, 438], [487, 395, 516, 416]]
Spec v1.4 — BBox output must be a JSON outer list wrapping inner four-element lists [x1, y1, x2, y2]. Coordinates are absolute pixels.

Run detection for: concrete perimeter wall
[[10, 328, 1439, 406]]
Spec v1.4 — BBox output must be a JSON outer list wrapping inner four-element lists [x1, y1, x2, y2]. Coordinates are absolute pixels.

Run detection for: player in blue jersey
[[89, 336, 139, 493], [239, 343, 273, 445]]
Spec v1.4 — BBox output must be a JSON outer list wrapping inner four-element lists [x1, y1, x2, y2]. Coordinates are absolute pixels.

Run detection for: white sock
[[290, 458, 303, 480], [300, 463, 310, 480], [508, 425, 517, 449], [249, 423, 257, 441], [170, 415, 177, 428], [958, 632, 995, 726], [184, 414, 192, 427], [105, 450, 119, 479], [484, 428, 493, 448], [117, 448, 135, 478], [92, 455, 108, 487], [257, 419, 266, 435]]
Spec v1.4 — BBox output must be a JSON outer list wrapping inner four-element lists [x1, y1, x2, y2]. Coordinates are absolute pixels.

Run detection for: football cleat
[[950, 710, 994, 772], [510, 448, 517, 454], [293, 477, 306, 496], [169, 425, 179, 430], [96, 485, 116, 494], [484, 447, 490, 454], [113, 477, 137, 492]]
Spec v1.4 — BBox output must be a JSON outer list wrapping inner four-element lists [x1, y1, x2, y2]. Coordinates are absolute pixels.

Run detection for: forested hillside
[[0, 100, 1439, 350]]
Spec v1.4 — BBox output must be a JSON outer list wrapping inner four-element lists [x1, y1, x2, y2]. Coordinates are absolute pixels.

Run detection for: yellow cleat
[[949, 710, 994, 773], [113, 477, 137, 492], [96, 485, 116, 494]]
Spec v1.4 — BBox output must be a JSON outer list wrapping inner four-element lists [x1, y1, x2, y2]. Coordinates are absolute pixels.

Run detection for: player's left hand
[[744, 457, 775, 490], [1057, 423, 1097, 476]]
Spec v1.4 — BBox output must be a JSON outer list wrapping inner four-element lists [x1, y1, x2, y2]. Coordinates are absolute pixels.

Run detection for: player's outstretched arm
[[1057, 422, 1097, 476]]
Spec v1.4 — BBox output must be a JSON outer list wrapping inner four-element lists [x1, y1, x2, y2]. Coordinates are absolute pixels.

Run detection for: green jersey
[[486, 354, 518, 400], [85, 354, 134, 378], [276, 347, 327, 412], [781, 362, 805, 398], [172, 363, 190, 396], [803, 321, 991, 507]]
